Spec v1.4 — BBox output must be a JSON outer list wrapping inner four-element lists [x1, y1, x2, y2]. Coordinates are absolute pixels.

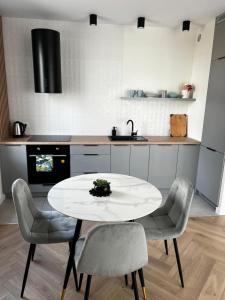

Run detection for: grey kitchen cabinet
[[70, 145, 110, 175], [196, 146, 224, 206], [0, 145, 28, 195], [71, 155, 110, 173], [212, 20, 225, 60], [201, 59, 225, 153], [130, 145, 149, 180], [70, 145, 110, 155], [176, 145, 200, 185], [148, 145, 178, 189], [111, 145, 130, 175]]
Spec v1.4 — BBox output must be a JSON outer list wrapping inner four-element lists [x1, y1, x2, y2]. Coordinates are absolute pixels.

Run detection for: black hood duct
[[31, 28, 62, 93]]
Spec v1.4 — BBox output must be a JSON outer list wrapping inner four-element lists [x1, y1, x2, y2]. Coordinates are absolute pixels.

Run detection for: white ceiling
[[0, 0, 225, 27]]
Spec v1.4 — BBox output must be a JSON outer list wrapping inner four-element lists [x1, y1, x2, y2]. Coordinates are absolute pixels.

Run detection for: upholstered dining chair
[[12, 178, 78, 298], [75, 222, 148, 300], [137, 177, 194, 288]]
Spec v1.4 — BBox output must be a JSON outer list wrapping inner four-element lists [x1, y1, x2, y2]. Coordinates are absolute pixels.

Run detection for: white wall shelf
[[120, 97, 196, 102]]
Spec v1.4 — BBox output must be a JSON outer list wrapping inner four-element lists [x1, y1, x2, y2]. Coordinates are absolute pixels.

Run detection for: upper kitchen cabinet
[[212, 20, 225, 60], [176, 145, 200, 185], [111, 145, 130, 175], [148, 145, 178, 189], [201, 59, 225, 153], [130, 145, 149, 181], [0, 145, 28, 195]]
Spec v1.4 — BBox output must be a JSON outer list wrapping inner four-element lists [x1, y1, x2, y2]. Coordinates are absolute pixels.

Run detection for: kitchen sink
[[109, 135, 148, 142]]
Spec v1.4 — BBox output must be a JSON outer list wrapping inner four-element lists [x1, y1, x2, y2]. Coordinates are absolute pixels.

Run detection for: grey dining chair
[[12, 178, 79, 298], [75, 222, 149, 300], [137, 177, 194, 288]]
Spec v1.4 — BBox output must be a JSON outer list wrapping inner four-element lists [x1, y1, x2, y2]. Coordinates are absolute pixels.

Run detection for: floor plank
[[0, 216, 225, 299]]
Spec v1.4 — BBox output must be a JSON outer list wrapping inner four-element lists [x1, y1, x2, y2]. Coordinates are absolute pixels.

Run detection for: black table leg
[[61, 219, 82, 300]]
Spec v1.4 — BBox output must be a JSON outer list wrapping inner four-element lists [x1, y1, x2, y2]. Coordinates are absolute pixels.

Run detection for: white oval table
[[48, 173, 162, 299]]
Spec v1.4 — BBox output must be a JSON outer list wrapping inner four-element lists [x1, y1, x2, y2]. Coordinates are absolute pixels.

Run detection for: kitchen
[[0, 1, 225, 299]]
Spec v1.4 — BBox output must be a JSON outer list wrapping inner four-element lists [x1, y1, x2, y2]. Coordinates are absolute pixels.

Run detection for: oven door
[[27, 145, 70, 184]]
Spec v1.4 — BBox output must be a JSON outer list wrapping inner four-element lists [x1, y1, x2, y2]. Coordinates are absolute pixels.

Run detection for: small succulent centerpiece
[[89, 179, 111, 197]]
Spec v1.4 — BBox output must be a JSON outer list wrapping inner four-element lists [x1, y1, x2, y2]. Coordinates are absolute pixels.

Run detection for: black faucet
[[127, 119, 138, 136]]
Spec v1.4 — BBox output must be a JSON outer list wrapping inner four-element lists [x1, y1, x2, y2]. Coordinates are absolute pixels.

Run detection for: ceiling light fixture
[[182, 20, 191, 31], [90, 14, 97, 26], [137, 17, 145, 29]]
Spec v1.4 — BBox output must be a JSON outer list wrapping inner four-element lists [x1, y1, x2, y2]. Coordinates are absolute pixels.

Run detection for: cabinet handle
[[84, 154, 99, 156], [206, 147, 216, 152], [83, 145, 99, 147], [113, 145, 129, 146], [217, 56, 225, 61], [83, 172, 98, 174]]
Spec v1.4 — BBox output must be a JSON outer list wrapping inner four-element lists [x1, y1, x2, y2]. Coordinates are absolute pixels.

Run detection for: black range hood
[[31, 28, 62, 93]]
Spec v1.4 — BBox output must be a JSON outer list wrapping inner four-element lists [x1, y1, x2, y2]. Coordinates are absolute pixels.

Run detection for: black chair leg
[[68, 242, 79, 291], [31, 244, 36, 261], [21, 243, 35, 298], [78, 273, 84, 291], [131, 272, 139, 300], [84, 275, 92, 300], [124, 274, 128, 286], [173, 238, 184, 288], [138, 269, 147, 300], [164, 240, 168, 255]]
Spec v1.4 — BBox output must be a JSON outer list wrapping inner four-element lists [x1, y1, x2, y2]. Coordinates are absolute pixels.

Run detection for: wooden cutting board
[[170, 114, 188, 137]]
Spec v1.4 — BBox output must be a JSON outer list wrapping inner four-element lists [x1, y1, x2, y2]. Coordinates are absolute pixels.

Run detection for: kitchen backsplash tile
[[3, 17, 197, 136]]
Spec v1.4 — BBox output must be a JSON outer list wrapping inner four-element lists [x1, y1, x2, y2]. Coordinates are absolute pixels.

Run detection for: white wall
[[189, 21, 215, 140], [2, 17, 204, 137]]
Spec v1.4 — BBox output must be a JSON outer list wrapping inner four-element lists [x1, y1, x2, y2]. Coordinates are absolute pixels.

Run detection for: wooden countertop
[[0, 135, 200, 145]]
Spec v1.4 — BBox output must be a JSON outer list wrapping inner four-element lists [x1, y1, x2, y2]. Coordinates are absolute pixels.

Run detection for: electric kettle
[[13, 121, 27, 137]]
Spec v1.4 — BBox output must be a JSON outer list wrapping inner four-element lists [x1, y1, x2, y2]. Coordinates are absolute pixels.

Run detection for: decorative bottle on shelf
[[112, 126, 117, 136]]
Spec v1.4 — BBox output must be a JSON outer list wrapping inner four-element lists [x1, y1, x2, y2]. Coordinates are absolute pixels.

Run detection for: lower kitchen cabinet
[[130, 145, 149, 180], [148, 145, 178, 189], [70, 144, 110, 175], [71, 154, 110, 174], [111, 145, 130, 175], [196, 146, 224, 207], [0, 145, 28, 195], [176, 145, 200, 185]]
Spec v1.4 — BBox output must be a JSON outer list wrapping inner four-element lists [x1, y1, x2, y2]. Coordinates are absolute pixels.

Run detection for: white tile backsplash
[[3, 17, 198, 136]]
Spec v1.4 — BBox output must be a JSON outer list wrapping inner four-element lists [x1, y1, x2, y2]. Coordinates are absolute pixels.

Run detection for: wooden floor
[[1, 216, 225, 300]]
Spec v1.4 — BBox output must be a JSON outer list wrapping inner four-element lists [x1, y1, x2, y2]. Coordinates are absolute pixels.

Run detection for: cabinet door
[[130, 145, 149, 180], [111, 145, 130, 175], [176, 145, 200, 185], [0, 145, 28, 195], [196, 146, 224, 206], [202, 59, 225, 153], [71, 155, 110, 173], [212, 21, 225, 60], [148, 145, 178, 189]]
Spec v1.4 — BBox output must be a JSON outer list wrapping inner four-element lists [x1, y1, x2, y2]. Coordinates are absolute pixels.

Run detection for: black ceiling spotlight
[[137, 17, 145, 29], [90, 14, 97, 26], [182, 20, 191, 31]]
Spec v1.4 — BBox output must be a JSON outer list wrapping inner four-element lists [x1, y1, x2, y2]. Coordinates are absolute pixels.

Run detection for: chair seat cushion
[[137, 214, 180, 240], [30, 211, 77, 244]]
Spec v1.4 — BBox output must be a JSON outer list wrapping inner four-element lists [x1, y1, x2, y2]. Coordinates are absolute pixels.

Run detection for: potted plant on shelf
[[181, 84, 194, 99]]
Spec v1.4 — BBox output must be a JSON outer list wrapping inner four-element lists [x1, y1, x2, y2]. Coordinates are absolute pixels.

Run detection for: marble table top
[[48, 173, 162, 222]]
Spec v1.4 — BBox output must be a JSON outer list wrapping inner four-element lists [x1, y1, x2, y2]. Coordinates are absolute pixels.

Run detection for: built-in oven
[[26, 145, 70, 185]]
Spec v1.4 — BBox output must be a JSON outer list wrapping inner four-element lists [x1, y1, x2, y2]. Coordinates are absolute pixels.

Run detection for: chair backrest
[[12, 179, 38, 243], [164, 177, 194, 235], [76, 222, 148, 277]]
